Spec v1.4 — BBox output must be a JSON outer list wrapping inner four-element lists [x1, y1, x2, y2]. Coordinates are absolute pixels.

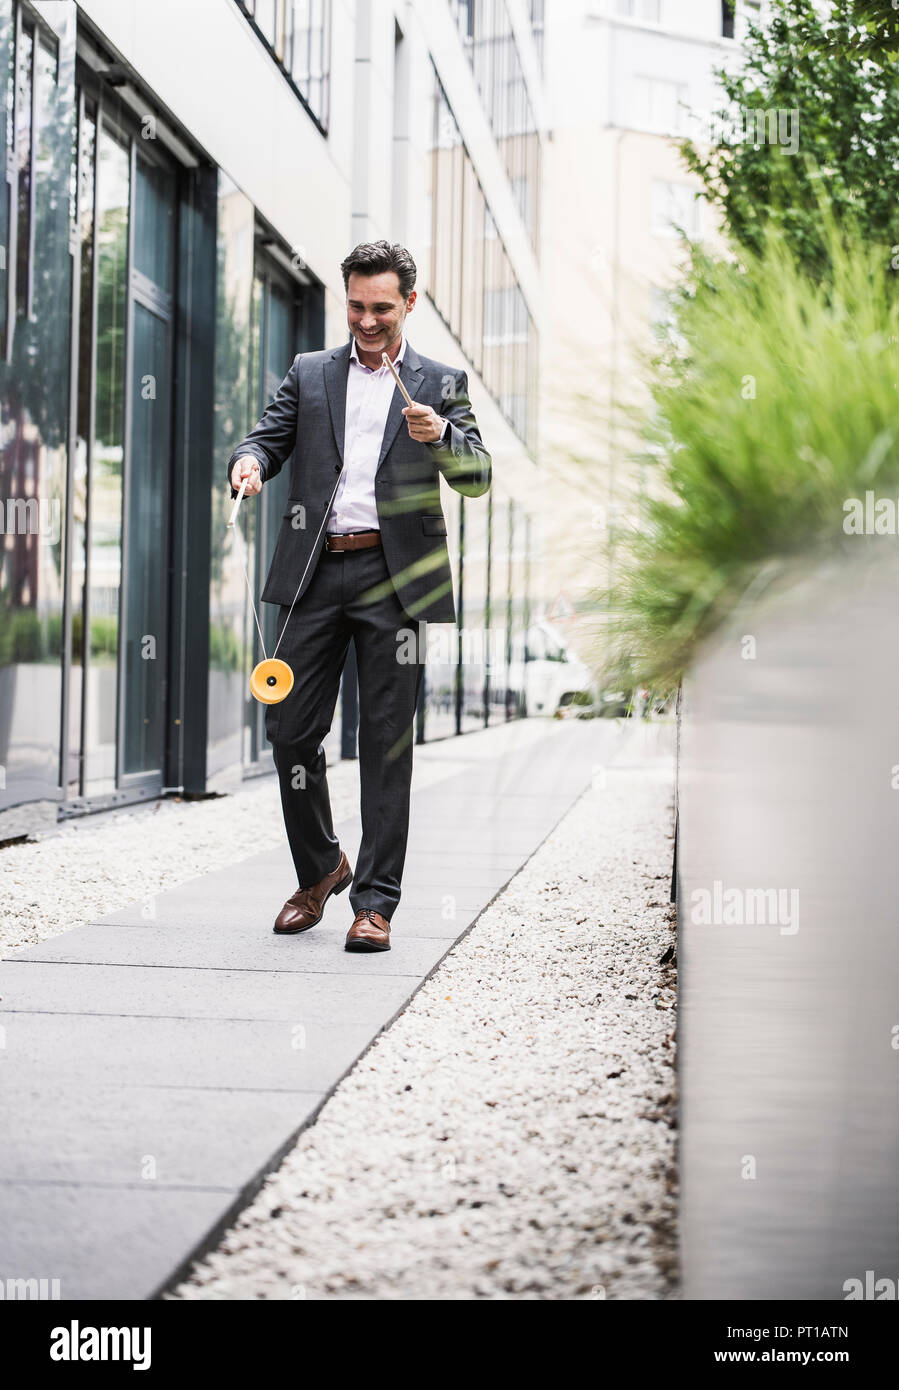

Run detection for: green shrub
[[601, 225, 899, 687], [208, 621, 244, 673], [9, 609, 43, 662]]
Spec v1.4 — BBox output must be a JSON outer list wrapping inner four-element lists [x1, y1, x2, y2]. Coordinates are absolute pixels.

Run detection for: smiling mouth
[[360, 329, 382, 337]]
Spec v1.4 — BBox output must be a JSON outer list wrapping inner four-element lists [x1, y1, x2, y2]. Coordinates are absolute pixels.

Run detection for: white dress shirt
[[326, 331, 448, 534]]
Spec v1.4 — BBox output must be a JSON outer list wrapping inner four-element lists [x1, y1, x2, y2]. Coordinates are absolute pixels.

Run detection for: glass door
[[119, 148, 174, 784], [244, 264, 294, 767], [79, 111, 129, 796], [66, 91, 176, 803]]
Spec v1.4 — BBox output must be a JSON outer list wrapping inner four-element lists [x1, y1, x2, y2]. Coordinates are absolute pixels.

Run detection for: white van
[[509, 621, 597, 718]]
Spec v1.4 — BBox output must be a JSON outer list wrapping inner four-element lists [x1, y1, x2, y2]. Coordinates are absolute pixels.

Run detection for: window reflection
[[426, 67, 538, 457], [121, 153, 175, 780], [67, 98, 96, 796], [450, 0, 541, 252], [14, 21, 31, 323], [236, 0, 331, 132], [0, 2, 74, 811], [84, 121, 128, 792], [209, 172, 256, 786]]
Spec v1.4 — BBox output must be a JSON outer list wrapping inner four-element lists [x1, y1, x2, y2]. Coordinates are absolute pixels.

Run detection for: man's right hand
[[230, 456, 263, 495]]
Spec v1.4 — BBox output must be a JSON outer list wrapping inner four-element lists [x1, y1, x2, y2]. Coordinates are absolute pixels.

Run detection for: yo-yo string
[[270, 469, 344, 663], [239, 550, 269, 660]]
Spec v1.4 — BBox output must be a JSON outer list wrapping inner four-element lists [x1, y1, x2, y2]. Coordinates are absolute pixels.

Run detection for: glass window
[[123, 297, 170, 776], [453, 1, 474, 40], [290, 1, 309, 88], [425, 66, 537, 455], [236, 0, 331, 132], [0, 1, 74, 812], [651, 179, 701, 238], [632, 75, 688, 135], [209, 173, 255, 783], [456, 0, 540, 254], [84, 122, 129, 792], [68, 96, 96, 797], [132, 154, 174, 291], [14, 20, 32, 322], [529, 0, 545, 70], [460, 163, 484, 372], [0, 13, 8, 353], [254, 0, 276, 46]]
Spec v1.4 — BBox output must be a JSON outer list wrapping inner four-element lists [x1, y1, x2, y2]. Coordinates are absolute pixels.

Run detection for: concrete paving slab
[[0, 1079, 324, 1188], [0, 1185, 239, 1302], [0, 960, 422, 1023], [0, 1012, 388, 1091]]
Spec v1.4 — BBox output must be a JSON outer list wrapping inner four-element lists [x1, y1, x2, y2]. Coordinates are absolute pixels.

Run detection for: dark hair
[[341, 240, 417, 300]]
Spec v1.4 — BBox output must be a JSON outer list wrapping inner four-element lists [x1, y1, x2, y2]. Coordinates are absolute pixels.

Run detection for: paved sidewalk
[[0, 717, 621, 1300]]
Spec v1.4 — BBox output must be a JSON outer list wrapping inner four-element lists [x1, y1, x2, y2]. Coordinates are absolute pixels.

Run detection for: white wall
[[536, 0, 743, 641]]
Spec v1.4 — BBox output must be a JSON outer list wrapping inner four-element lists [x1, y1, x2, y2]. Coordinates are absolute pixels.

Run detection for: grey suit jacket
[[227, 338, 492, 624]]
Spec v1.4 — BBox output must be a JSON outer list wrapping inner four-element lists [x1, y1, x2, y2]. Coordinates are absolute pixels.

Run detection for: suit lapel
[[377, 349, 424, 471], [324, 341, 351, 462], [324, 338, 426, 471]]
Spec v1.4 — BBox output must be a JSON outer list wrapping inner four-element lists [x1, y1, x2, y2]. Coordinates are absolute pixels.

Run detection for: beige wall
[[537, 2, 734, 665]]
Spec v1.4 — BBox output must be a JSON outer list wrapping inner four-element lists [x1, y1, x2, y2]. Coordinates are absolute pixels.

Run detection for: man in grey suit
[[228, 241, 491, 953]]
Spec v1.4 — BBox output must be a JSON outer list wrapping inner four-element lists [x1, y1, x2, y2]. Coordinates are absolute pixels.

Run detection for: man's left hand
[[402, 402, 444, 443]]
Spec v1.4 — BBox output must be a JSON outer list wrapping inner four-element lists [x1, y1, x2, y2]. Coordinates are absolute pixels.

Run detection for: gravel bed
[[170, 753, 678, 1301]]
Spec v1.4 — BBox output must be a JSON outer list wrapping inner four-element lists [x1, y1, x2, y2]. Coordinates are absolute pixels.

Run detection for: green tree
[[823, 2, 899, 62], [682, 0, 899, 281]]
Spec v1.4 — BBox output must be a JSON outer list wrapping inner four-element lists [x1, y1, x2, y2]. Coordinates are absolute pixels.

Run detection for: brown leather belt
[[324, 529, 382, 553]]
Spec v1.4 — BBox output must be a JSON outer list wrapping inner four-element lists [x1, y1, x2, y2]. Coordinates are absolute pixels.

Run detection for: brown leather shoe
[[344, 908, 391, 952], [273, 851, 353, 934]]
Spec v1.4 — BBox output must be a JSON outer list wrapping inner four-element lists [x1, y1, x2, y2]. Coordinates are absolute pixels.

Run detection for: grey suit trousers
[[265, 540, 426, 921]]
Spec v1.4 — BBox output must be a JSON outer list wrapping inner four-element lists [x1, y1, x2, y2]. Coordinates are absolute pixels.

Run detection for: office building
[[0, 0, 545, 836]]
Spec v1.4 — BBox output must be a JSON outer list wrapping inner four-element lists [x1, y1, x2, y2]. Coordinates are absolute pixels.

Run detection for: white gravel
[[170, 742, 678, 1301]]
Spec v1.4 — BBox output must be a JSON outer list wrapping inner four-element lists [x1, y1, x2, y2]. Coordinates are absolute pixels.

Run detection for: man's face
[[346, 270, 415, 354]]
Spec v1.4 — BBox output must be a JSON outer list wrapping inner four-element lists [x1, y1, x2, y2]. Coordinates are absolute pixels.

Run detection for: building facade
[[538, 0, 759, 649], [0, 0, 546, 837]]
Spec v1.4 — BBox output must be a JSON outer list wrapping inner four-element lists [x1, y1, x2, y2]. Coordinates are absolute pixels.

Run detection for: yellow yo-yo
[[250, 658, 295, 705]]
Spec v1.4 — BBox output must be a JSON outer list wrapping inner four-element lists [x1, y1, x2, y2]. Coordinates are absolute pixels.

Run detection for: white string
[[239, 549, 269, 660], [271, 471, 344, 661]]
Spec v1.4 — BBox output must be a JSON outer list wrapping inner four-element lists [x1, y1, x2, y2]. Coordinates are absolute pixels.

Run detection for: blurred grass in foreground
[[599, 224, 899, 690]]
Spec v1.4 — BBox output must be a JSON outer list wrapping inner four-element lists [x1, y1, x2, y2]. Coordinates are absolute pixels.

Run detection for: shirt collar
[[349, 330, 407, 370]]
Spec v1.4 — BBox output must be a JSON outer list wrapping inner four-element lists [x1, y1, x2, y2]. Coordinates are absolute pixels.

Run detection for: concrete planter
[[675, 550, 899, 1300], [0, 664, 17, 769]]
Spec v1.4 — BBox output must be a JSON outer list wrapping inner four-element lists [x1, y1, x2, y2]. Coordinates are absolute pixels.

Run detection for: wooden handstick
[[382, 351, 415, 407], [227, 473, 249, 529]]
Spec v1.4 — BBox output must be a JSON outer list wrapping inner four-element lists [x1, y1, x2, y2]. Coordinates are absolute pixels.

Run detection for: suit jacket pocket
[[421, 514, 447, 536], [283, 499, 307, 531]]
